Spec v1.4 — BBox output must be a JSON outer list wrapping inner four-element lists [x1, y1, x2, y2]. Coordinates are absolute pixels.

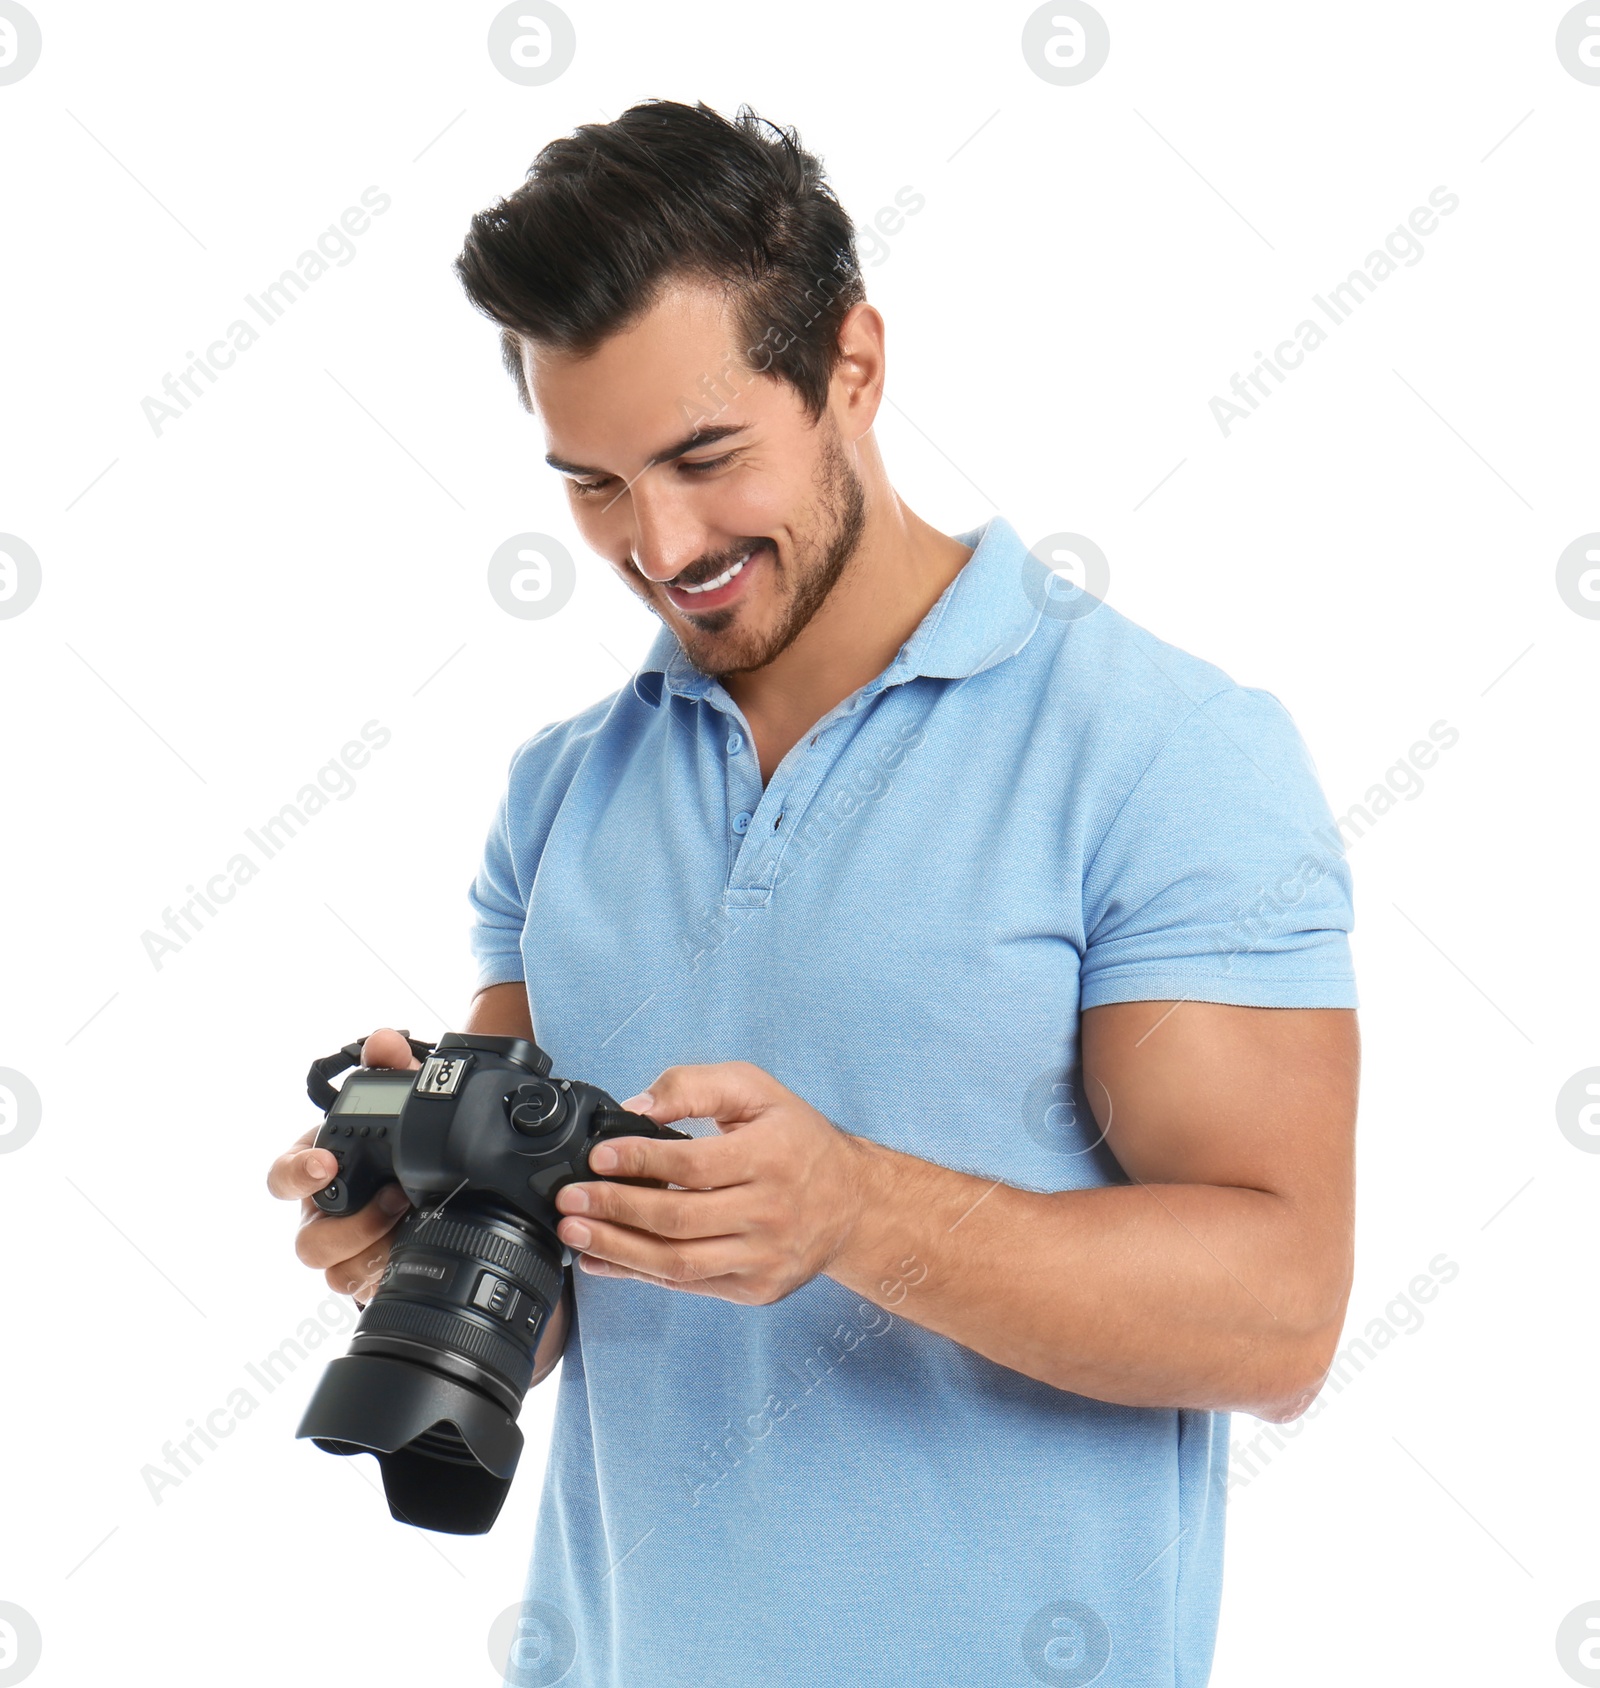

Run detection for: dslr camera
[[294, 1030, 687, 1534]]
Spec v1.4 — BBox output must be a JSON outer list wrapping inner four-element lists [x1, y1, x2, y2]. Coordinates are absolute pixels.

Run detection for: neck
[[724, 478, 974, 743]]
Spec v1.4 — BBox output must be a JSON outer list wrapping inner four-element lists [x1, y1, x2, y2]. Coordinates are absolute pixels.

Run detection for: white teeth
[[676, 549, 753, 594]]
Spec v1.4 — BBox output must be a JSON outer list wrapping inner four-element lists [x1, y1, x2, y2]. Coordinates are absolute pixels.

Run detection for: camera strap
[[306, 1030, 435, 1112]]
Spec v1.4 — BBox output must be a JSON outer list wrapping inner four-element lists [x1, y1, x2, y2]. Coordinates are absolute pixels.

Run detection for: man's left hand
[[553, 1061, 871, 1304]]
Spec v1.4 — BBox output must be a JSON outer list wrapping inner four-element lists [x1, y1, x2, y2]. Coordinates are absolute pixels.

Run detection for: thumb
[[618, 1061, 776, 1133], [360, 1027, 423, 1071]]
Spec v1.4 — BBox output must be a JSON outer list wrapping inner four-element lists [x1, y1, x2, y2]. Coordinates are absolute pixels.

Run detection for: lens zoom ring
[[397, 1217, 562, 1306], [357, 1296, 537, 1376]]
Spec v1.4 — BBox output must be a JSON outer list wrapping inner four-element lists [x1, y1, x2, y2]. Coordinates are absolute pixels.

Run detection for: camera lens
[[296, 1200, 564, 1534], [355, 1205, 562, 1406]]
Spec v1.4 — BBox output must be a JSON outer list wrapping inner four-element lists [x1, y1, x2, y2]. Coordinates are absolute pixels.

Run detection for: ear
[[829, 301, 886, 442]]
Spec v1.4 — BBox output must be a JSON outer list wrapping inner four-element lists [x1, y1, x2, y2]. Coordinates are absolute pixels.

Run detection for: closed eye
[[678, 452, 738, 476], [568, 452, 740, 498]]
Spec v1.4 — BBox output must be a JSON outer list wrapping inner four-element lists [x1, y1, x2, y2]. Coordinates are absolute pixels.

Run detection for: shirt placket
[[706, 684, 882, 908]]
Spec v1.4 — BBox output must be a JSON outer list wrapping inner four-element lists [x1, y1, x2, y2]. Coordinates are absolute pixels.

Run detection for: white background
[[0, 3, 1595, 1684]]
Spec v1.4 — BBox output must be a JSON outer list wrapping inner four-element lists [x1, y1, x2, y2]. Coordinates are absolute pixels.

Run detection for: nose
[[627, 472, 706, 584]]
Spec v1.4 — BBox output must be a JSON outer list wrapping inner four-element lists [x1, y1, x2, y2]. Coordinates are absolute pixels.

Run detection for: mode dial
[[508, 1079, 567, 1137]]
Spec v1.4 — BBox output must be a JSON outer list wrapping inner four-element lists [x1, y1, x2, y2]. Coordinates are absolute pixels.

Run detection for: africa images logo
[[0, 2, 42, 84]]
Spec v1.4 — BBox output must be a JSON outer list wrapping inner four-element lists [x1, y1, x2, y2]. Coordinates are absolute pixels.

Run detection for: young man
[[271, 100, 1359, 1688]]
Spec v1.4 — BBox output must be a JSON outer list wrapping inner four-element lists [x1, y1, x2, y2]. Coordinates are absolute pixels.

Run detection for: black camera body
[[294, 1031, 688, 1535]]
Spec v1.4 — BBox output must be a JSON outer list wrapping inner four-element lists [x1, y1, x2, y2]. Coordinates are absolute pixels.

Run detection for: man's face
[[523, 280, 867, 680]]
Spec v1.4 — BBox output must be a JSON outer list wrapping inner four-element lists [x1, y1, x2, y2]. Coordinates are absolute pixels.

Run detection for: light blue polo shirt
[[469, 513, 1357, 1688]]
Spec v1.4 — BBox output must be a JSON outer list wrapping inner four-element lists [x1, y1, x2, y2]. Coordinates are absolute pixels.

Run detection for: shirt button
[[726, 732, 743, 754], [732, 811, 752, 834]]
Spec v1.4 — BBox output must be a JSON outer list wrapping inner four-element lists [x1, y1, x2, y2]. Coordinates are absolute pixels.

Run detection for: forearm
[[825, 1136, 1349, 1420]]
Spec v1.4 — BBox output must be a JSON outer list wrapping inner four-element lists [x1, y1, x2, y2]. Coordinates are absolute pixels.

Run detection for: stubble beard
[[663, 421, 868, 681]]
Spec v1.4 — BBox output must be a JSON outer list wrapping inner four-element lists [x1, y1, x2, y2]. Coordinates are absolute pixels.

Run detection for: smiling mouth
[[674, 546, 756, 594], [662, 541, 770, 613]]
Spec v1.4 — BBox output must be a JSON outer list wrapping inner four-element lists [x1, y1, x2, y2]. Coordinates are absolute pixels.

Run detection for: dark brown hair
[[454, 99, 865, 423]]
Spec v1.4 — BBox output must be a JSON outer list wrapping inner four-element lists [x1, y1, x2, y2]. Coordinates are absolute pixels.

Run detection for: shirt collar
[[630, 514, 1045, 708]]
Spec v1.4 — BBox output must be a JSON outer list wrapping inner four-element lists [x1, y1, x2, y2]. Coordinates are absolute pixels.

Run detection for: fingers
[[361, 1027, 423, 1070], [272, 1027, 422, 1302], [267, 1129, 333, 1200], [626, 1061, 777, 1131], [589, 1132, 747, 1188], [558, 1179, 750, 1243], [295, 1183, 411, 1270], [577, 1256, 742, 1298], [325, 1234, 394, 1301], [267, 1027, 418, 1202], [569, 1221, 745, 1288]]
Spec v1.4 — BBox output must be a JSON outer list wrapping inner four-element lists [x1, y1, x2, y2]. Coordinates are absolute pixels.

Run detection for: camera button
[[509, 1079, 565, 1135], [471, 1272, 520, 1322]]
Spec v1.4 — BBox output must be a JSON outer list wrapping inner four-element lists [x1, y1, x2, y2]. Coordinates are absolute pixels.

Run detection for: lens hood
[[297, 1353, 524, 1535]]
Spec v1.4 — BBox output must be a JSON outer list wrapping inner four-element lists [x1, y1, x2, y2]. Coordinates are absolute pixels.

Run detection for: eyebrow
[[543, 422, 750, 478]]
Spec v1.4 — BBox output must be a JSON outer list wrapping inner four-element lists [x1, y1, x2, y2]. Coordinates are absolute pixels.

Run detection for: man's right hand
[[267, 1027, 420, 1303]]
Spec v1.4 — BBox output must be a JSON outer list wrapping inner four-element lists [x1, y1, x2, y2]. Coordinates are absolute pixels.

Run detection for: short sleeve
[[466, 733, 559, 994], [1079, 686, 1358, 1011]]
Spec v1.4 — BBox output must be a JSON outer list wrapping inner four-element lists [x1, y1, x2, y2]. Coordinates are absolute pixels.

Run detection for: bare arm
[[825, 1002, 1358, 1421]]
